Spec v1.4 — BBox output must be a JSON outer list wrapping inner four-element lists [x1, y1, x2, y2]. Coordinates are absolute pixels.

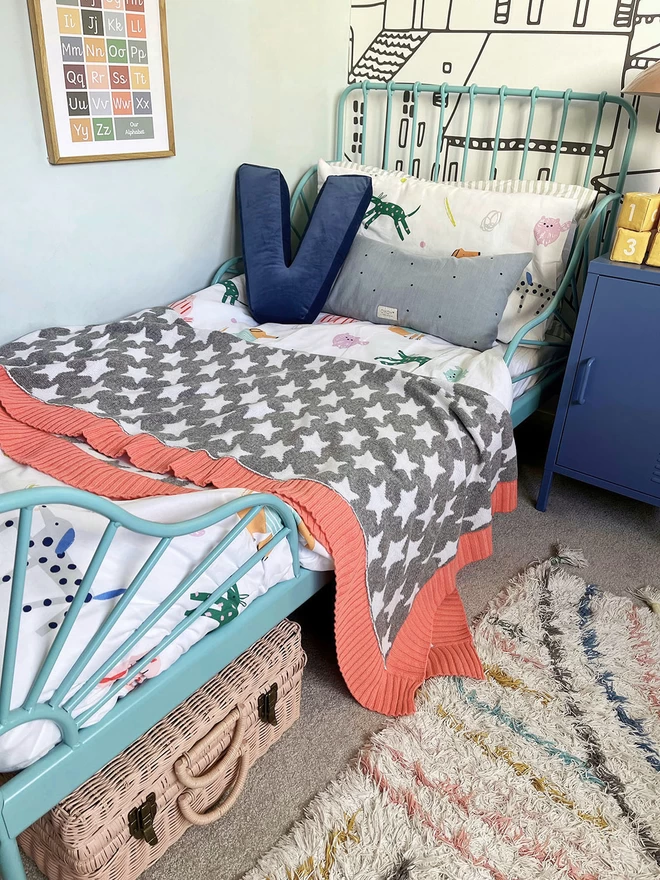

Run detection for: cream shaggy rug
[[242, 551, 660, 880]]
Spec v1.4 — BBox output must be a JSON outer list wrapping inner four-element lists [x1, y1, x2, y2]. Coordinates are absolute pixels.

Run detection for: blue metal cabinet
[[537, 256, 660, 511]]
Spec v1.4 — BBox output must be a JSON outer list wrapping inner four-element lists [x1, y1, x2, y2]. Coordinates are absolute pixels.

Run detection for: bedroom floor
[[22, 407, 660, 880]]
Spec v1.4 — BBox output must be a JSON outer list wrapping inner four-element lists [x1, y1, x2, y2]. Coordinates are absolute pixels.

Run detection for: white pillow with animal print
[[318, 159, 579, 343]]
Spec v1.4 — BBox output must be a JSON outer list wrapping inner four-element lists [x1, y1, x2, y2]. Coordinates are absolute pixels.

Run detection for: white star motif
[[328, 477, 359, 503], [118, 388, 145, 404], [292, 413, 319, 431], [366, 481, 391, 525], [398, 398, 424, 420], [352, 449, 380, 474], [393, 486, 418, 526], [162, 366, 185, 385], [205, 428, 242, 446], [195, 346, 217, 363], [266, 350, 289, 369], [464, 506, 492, 531], [437, 496, 455, 524], [158, 326, 181, 348], [161, 419, 189, 437], [315, 457, 346, 475], [125, 364, 149, 383], [241, 387, 264, 405], [232, 354, 255, 373], [367, 532, 383, 563], [276, 380, 301, 399], [344, 363, 368, 385], [198, 377, 225, 396], [165, 350, 185, 367], [158, 384, 187, 402], [413, 423, 434, 449], [37, 362, 70, 382], [77, 382, 105, 399], [449, 459, 465, 489], [229, 340, 249, 355], [393, 448, 418, 480], [403, 537, 424, 570], [456, 397, 479, 421], [385, 374, 409, 398], [202, 395, 231, 414], [235, 373, 258, 387], [466, 461, 487, 485], [251, 421, 279, 441], [280, 400, 305, 416], [303, 356, 325, 373], [320, 389, 341, 409], [375, 424, 402, 444], [325, 407, 352, 426], [352, 386, 376, 403], [244, 401, 274, 420], [309, 374, 332, 392], [423, 452, 445, 485], [383, 537, 407, 577], [299, 431, 330, 457], [340, 427, 367, 449], [384, 586, 406, 621], [34, 384, 65, 400], [364, 402, 390, 423], [125, 347, 150, 363], [416, 495, 437, 529], [54, 339, 79, 357], [263, 439, 293, 460], [81, 358, 112, 382], [228, 444, 250, 460], [273, 464, 299, 479]]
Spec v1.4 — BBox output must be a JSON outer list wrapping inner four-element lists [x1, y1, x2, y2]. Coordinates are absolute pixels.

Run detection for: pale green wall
[[0, 0, 350, 343]]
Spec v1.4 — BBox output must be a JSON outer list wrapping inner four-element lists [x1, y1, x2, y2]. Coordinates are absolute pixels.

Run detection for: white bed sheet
[[0, 451, 331, 771], [175, 282, 554, 412]]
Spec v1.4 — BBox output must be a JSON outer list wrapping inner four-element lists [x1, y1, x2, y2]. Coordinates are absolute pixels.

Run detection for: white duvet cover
[[0, 452, 331, 771], [173, 280, 550, 412]]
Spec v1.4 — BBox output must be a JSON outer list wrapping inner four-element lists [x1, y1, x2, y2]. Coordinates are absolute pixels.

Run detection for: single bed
[[0, 81, 635, 879]]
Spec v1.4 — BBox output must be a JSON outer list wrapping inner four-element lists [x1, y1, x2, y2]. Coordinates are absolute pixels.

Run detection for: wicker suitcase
[[19, 619, 305, 880]]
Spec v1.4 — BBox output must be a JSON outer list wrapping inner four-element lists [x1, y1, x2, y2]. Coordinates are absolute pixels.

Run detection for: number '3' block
[[617, 192, 660, 232], [610, 228, 651, 264]]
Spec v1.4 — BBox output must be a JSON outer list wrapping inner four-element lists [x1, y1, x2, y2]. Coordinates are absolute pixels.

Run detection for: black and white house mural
[[348, 0, 660, 191]]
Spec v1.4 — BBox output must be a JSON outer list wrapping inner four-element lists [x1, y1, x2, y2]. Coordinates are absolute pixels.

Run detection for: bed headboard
[[335, 82, 637, 197]]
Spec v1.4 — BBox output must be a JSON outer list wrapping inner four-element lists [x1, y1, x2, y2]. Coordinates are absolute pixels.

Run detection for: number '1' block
[[617, 192, 660, 232], [610, 228, 651, 264]]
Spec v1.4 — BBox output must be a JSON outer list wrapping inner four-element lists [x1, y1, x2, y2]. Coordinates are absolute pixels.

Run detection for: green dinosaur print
[[444, 367, 468, 383], [186, 584, 248, 627], [363, 193, 421, 241], [375, 350, 431, 367], [221, 280, 240, 305]]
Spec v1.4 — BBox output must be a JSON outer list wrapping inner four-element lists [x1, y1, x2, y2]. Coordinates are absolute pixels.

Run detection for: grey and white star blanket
[[0, 308, 517, 714]]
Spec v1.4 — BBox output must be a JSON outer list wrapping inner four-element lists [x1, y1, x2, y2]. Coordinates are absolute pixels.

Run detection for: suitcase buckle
[[128, 793, 159, 847], [258, 683, 278, 726]]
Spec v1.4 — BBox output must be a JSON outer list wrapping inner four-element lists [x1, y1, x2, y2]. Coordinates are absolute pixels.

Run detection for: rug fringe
[[629, 585, 660, 615]]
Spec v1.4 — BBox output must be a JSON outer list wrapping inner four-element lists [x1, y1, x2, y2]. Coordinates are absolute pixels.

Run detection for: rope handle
[[177, 753, 249, 826], [173, 705, 246, 791]]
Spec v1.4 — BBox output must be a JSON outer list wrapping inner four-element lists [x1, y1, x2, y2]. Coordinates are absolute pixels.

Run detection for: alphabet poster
[[27, 0, 174, 164]]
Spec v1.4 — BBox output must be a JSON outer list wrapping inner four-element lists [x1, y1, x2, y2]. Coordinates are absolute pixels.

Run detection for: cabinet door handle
[[572, 357, 595, 405]]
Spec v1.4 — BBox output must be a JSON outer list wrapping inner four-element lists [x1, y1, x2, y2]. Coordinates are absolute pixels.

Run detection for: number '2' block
[[617, 192, 660, 232], [610, 228, 651, 264]]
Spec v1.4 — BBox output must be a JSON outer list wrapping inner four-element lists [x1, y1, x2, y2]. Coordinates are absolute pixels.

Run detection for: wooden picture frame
[[27, 0, 175, 165]]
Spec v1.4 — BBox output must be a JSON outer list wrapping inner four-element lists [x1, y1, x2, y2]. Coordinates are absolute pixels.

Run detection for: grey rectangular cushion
[[325, 239, 532, 351]]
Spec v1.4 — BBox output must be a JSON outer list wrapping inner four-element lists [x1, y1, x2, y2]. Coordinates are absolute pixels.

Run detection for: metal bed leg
[[0, 828, 25, 880]]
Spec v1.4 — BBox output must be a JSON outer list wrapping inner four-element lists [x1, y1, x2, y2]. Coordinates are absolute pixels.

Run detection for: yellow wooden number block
[[617, 192, 660, 232], [610, 228, 651, 264], [645, 232, 660, 267]]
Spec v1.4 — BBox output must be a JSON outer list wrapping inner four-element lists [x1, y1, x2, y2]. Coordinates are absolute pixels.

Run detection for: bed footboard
[[0, 487, 330, 878]]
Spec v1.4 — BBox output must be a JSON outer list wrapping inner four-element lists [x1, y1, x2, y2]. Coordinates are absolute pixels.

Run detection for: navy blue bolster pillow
[[236, 164, 373, 324]]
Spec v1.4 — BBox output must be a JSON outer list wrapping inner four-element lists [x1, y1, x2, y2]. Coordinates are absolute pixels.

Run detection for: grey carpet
[[22, 408, 660, 879]]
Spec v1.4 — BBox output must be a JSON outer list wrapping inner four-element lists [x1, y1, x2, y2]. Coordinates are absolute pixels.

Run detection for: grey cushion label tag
[[377, 305, 398, 321]]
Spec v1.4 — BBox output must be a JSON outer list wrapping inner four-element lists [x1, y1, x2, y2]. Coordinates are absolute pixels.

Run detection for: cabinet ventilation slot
[[652, 454, 660, 485]]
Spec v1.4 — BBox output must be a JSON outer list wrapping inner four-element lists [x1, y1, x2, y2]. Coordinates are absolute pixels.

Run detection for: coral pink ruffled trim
[[0, 367, 516, 715]]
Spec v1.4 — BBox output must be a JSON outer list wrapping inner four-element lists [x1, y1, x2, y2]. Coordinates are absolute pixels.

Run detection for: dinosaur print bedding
[[0, 306, 517, 716]]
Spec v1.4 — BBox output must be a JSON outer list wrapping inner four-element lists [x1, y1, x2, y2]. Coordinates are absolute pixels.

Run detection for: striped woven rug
[[244, 551, 660, 880]]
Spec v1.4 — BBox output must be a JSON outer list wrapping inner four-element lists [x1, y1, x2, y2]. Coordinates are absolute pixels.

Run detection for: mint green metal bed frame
[[214, 82, 637, 427], [0, 488, 331, 877]]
